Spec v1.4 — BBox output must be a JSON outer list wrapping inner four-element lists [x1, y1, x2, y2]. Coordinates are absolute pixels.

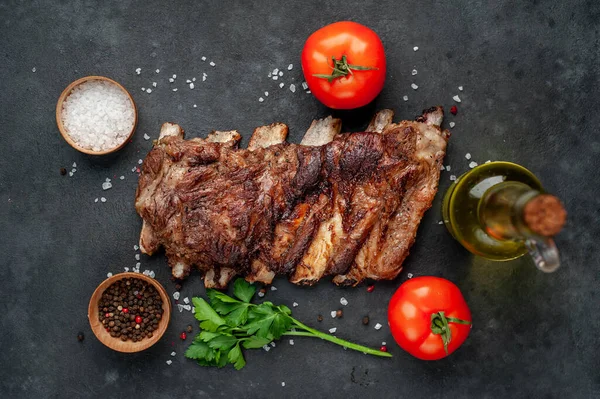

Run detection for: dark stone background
[[1, 0, 598, 398]]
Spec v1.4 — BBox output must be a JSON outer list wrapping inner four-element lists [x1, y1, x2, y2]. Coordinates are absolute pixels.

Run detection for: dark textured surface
[[1, 1, 599, 398]]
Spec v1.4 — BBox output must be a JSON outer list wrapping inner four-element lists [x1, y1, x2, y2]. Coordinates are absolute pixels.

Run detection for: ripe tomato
[[301, 21, 386, 109], [388, 277, 472, 360]]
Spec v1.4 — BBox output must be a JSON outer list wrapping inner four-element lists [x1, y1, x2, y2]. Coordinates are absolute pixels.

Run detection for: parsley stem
[[283, 320, 392, 358]]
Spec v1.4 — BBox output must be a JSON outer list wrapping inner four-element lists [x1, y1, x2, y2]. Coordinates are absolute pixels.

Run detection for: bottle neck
[[479, 181, 540, 241], [479, 181, 566, 273]]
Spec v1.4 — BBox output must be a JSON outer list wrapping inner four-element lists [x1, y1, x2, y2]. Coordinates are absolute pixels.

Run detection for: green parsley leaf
[[192, 297, 226, 332], [207, 334, 238, 351], [245, 302, 292, 340], [198, 331, 221, 342], [242, 335, 272, 349], [228, 343, 246, 370], [232, 278, 256, 303], [225, 304, 251, 326], [185, 341, 212, 360]]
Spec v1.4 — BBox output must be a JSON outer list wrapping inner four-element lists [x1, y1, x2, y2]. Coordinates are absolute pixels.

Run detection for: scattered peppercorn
[[180, 331, 187, 340], [97, 277, 163, 343], [362, 316, 370, 325], [175, 283, 182, 291], [450, 105, 458, 115], [367, 285, 375, 293], [259, 287, 266, 294], [186, 325, 193, 333], [77, 332, 85, 342], [60, 167, 67, 176], [336, 309, 343, 318], [380, 345, 388, 352], [317, 314, 323, 322]]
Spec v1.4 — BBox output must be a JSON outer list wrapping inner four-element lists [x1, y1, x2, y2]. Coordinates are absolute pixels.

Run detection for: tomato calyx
[[312, 55, 378, 83], [430, 311, 472, 355]]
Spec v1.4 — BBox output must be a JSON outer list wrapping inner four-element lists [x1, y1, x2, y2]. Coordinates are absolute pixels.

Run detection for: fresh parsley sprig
[[185, 279, 392, 369]]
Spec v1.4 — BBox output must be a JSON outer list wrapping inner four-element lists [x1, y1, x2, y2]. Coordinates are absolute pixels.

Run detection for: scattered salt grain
[[202, 73, 207, 82], [412, 69, 418, 75], [270, 342, 276, 348], [469, 161, 478, 169], [282, 382, 286, 387], [403, 95, 408, 101], [271, 286, 277, 291], [411, 83, 419, 90], [450, 175, 457, 181], [105, 177, 111, 182], [155, 69, 160, 74], [307, 90, 311, 94], [272, 75, 279, 80], [440, 165, 445, 170], [72, 162, 77, 167], [272, 68, 279, 75], [446, 165, 451, 171], [192, 77, 196, 82], [278, 71, 283, 77], [268, 72, 272, 78], [279, 83, 285, 89], [94, 198, 99, 203], [71, 168, 76, 173], [465, 153, 471, 160], [258, 291, 265, 298], [172, 88, 178, 92], [149, 271, 155, 278], [135, 68, 141, 75], [100, 197, 107, 202], [262, 345, 270, 352], [265, 91, 269, 97], [182, 304, 191, 311], [485, 160, 492, 164], [146, 88, 152, 94], [438, 221, 443, 225], [135, 254, 140, 260], [171, 351, 176, 356], [172, 74, 177, 79], [68, 171, 73, 177], [134, 245, 139, 250], [189, 83, 194, 89], [32, 67, 36, 72], [288, 64, 293, 70], [289, 84, 296, 93], [169, 78, 174, 83], [166, 360, 172, 365], [289, 339, 294, 345], [209, 61, 216, 67], [331, 311, 337, 318], [124, 267, 129, 272], [152, 82, 157, 87], [144, 133, 150, 140], [193, 104, 197, 108], [329, 328, 337, 334], [449, 122, 456, 128], [183, 297, 190, 304], [138, 159, 143, 164], [173, 291, 180, 300], [201, 56, 206, 61], [107, 272, 113, 277], [177, 304, 184, 312], [141, 87, 145, 91], [408, 273, 414, 278], [135, 262, 141, 268], [340, 297, 348, 306], [186, 79, 191, 83], [453, 95, 462, 103], [259, 97, 264, 102], [302, 82, 308, 90], [374, 323, 382, 330], [458, 86, 464, 91], [119, 175, 124, 180], [413, 46, 419, 51], [292, 302, 298, 307], [61, 80, 135, 152], [102, 182, 112, 190]]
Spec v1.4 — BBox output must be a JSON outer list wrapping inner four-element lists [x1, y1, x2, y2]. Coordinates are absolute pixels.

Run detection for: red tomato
[[301, 21, 386, 109], [388, 277, 472, 360]]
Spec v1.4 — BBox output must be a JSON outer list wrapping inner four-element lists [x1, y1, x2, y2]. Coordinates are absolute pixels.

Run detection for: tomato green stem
[[283, 319, 392, 358], [430, 311, 471, 354], [312, 55, 378, 83]]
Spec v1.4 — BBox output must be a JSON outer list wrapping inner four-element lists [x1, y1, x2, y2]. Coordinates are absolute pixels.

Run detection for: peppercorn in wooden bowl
[[88, 273, 171, 353], [56, 76, 138, 155]]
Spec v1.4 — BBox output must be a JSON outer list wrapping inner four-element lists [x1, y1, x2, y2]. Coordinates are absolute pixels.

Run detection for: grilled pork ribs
[[135, 107, 449, 288]]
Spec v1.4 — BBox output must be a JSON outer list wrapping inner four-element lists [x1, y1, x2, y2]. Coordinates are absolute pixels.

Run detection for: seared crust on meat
[[135, 107, 449, 287]]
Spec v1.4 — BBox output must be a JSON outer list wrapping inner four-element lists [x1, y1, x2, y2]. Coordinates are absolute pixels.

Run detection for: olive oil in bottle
[[442, 162, 566, 272]]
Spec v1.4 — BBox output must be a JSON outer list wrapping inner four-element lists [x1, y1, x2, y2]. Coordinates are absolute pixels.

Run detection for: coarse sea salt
[[102, 182, 112, 190], [290, 84, 296, 93], [331, 311, 337, 318], [403, 95, 408, 101], [289, 339, 294, 345], [100, 197, 107, 202], [61, 80, 135, 152], [374, 323, 382, 330], [465, 153, 471, 160], [292, 302, 298, 307], [453, 95, 462, 103], [340, 297, 348, 306], [279, 83, 285, 89], [329, 327, 337, 334], [449, 122, 456, 128], [469, 161, 478, 168], [173, 291, 180, 300], [411, 83, 418, 90], [412, 69, 418, 75], [270, 286, 277, 291], [288, 64, 293, 70], [144, 133, 150, 140]]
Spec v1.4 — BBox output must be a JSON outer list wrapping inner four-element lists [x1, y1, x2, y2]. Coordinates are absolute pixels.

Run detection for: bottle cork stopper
[[523, 194, 567, 236]]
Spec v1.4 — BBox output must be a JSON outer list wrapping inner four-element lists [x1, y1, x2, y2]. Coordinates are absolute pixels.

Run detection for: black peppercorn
[[77, 332, 84, 342], [60, 167, 67, 176], [362, 316, 370, 325]]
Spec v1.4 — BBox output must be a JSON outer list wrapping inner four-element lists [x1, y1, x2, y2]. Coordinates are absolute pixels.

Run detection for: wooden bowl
[[88, 272, 171, 353], [56, 76, 138, 155]]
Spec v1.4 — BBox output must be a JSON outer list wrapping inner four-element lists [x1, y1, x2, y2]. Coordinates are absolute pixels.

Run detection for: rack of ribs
[[135, 107, 450, 288]]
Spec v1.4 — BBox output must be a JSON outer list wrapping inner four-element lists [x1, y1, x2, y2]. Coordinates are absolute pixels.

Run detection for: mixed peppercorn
[[98, 277, 164, 342]]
